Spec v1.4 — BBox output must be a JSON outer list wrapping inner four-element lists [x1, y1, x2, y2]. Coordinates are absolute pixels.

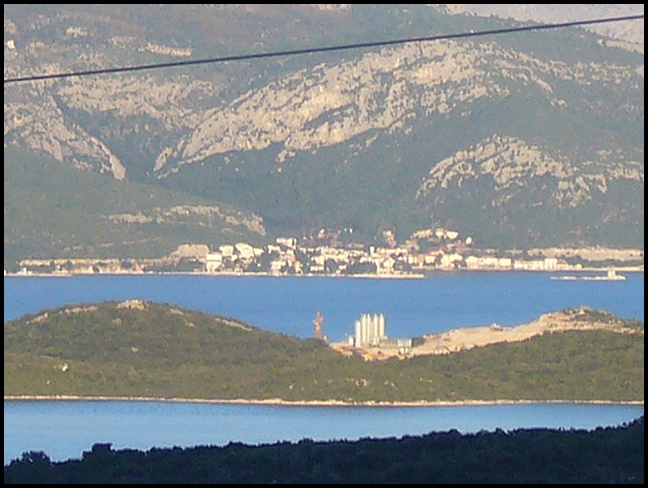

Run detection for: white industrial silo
[[378, 313, 386, 339], [365, 313, 371, 346], [354, 313, 387, 347], [371, 314, 378, 344]]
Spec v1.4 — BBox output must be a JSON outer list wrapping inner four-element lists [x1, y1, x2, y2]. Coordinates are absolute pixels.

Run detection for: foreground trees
[[5, 417, 644, 484]]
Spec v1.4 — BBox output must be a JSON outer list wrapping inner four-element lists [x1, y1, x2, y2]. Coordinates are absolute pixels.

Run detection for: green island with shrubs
[[4, 301, 644, 404]]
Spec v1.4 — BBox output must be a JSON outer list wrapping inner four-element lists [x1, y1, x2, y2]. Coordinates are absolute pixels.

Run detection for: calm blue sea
[[3, 272, 644, 341], [3, 273, 644, 464], [4, 401, 644, 465]]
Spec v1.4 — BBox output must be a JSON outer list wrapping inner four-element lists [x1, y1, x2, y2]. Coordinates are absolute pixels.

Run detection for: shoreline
[[4, 395, 644, 407], [3, 267, 644, 279]]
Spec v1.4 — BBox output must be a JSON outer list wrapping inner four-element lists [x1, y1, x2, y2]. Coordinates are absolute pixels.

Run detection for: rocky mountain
[[3, 5, 644, 263], [442, 4, 644, 47]]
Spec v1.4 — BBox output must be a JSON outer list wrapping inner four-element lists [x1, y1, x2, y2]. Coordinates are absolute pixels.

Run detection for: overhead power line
[[3, 13, 644, 84]]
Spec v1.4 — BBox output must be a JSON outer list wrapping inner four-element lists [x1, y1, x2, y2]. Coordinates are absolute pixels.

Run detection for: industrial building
[[352, 313, 387, 347], [332, 313, 419, 359]]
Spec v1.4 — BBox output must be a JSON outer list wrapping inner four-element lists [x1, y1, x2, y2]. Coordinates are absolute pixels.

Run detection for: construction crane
[[313, 312, 325, 341]]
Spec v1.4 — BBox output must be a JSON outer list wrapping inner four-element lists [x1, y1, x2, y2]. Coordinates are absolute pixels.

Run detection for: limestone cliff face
[[106, 205, 266, 237], [441, 4, 645, 48], [417, 135, 644, 208], [153, 41, 505, 174], [4, 94, 127, 179], [152, 39, 643, 177], [5, 12, 642, 183]]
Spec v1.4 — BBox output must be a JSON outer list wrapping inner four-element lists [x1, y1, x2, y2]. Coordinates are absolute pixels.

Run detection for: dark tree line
[[5, 416, 643, 484]]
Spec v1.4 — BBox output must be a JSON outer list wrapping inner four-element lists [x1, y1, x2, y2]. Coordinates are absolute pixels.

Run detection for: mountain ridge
[[4, 5, 644, 259]]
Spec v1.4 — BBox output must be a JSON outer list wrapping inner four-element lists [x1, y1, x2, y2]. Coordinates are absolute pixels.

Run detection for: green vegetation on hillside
[[3, 147, 266, 269], [4, 302, 644, 403]]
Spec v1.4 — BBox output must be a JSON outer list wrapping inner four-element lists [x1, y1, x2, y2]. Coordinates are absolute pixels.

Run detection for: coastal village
[[9, 227, 644, 277]]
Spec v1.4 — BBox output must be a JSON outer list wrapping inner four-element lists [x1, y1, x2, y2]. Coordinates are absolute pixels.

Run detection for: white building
[[543, 257, 558, 270], [205, 253, 223, 272], [219, 245, 235, 257], [440, 253, 463, 269], [235, 242, 255, 260], [276, 237, 297, 249]]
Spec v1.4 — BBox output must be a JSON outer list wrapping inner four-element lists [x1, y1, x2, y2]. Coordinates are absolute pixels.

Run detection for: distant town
[[6, 227, 644, 277]]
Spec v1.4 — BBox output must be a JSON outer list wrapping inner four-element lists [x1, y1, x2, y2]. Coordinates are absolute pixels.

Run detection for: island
[[4, 301, 644, 404]]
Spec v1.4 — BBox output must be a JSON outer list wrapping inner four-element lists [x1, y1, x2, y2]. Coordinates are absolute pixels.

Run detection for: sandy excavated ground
[[354, 307, 642, 359]]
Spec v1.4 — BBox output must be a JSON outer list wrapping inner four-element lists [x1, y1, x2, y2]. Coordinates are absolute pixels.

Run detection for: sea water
[[3, 272, 644, 341], [3, 273, 644, 464], [4, 400, 644, 464]]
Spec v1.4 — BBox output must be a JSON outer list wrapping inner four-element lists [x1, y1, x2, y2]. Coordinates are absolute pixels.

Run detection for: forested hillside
[[4, 301, 644, 403]]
